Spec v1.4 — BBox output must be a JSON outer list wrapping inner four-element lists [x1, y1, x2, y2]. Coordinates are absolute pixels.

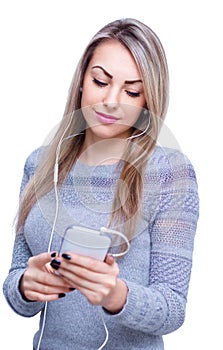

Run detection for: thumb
[[28, 251, 57, 268], [105, 253, 115, 265]]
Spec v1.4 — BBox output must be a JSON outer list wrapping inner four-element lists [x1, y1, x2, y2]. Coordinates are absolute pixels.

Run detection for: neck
[[79, 137, 128, 166]]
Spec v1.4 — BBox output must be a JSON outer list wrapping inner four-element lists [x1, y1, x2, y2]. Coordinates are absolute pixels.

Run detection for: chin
[[87, 125, 131, 141]]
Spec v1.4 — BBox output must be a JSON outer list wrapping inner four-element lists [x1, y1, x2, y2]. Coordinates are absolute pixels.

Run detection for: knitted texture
[[3, 146, 199, 350]]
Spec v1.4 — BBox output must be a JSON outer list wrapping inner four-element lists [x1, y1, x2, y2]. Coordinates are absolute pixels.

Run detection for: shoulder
[[144, 146, 199, 221], [147, 146, 196, 173], [23, 146, 46, 178], [148, 146, 194, 167], [145, 146, 198, 188]]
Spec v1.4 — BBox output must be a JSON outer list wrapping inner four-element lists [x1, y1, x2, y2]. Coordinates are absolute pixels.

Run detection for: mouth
[[95, 111, 119, 125]]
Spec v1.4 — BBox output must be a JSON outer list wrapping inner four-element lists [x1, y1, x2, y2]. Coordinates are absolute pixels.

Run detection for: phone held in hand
[[60, 225, 112, 261]]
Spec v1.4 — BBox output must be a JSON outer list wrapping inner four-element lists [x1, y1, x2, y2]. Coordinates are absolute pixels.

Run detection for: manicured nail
[[62, 253, 71, 260], [58, 293, 66, 298], [51, 251, 57, 258], [69, 288, 76, 291], [50, 259, 61, 270]]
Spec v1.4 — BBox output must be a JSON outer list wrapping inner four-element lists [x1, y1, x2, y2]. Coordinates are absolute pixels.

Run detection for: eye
[[125, 90, 141, 98], [93, 78, 108, 87]]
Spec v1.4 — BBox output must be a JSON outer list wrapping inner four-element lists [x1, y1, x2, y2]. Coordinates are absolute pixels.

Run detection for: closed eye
[[125, 90, 141, 98], [93, 78, 108, 87]]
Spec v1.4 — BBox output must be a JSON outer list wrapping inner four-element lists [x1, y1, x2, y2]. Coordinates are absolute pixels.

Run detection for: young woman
[[3, 18, 199, 349]]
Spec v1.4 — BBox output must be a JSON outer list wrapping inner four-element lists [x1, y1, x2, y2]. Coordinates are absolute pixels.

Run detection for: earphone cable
[[36, 112, 130, 349], [36, 112, 75, 350], [97, 307, 109, 350]]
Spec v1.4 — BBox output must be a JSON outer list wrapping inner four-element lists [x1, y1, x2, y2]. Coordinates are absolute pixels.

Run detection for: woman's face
[[81, 40, 146, 141]]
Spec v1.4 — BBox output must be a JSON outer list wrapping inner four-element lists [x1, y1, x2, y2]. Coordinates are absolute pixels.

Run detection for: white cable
[[100, 227, 130, 257], [97, 308, 109, 350], [96, 228, 130, 349], [36, 113, 76, 350], [127, 114, 151, 140], [36, 114, 130, 349]]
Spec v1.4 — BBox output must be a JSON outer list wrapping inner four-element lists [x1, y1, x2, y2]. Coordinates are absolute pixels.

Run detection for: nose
[[103, 86, 120, 110]]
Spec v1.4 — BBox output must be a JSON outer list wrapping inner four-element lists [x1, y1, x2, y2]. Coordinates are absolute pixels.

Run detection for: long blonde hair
[[16, 18, 169, 240]]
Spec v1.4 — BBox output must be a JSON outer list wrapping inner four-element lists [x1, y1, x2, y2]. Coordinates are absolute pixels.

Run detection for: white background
[[0, 0, 222, 348]]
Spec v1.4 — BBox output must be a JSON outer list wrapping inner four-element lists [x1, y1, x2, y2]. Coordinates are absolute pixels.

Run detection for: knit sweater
[[3, 146, 199, 350]]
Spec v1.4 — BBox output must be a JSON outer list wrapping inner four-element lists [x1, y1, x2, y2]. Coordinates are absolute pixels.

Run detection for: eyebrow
[[92, 65, 143, 84]]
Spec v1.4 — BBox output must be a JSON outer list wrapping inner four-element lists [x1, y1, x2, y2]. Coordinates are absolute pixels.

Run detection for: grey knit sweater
[[3, 146, 199, 349]]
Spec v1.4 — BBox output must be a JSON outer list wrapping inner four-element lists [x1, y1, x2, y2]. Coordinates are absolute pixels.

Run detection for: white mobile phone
[[60, 226, 111, 261]]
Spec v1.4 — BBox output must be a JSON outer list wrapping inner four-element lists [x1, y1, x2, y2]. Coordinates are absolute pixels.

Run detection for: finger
[[33, 269, 73, 289], [23, 266, 73, 296], [105, 254, 115, 265], [23, 274, 75, 301], [58, 263, 118, 294], [28, 279, 73, 295], [45, 262, 55, 274], [61, 253, 113, 274], [25, 289, 67, 302], [28, 252, 56, 269]]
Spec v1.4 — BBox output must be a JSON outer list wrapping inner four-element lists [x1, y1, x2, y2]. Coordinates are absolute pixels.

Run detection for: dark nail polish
[[51, 258, 61, 265], [50, 262, 59, 270], [50, 259, 61, 270], [62, 253, 71, 260], [58, 293, 66, 298], [69, 288, 76, 291], [51, 252, 57, 258]]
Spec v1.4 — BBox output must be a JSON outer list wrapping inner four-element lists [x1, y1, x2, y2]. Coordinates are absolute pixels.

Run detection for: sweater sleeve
[[2, 148, 45, 317], [3, 232, 45, 317], [103, 149, 199, 336]]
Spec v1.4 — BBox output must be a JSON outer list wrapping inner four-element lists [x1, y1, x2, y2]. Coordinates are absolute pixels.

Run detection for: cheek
[[81, 89, 104, 109], [122, 104, 143, 125], [81, 78, 102, 108], [81, 106, 94, 127]]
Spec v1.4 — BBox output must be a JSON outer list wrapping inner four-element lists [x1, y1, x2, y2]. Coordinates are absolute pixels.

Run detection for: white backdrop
[[0, 0, 222, 348]]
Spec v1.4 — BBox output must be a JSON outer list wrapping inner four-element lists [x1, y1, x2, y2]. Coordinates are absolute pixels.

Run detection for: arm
[[3, 231, 46, 317], [3, 149, 44, 316], [3, 148, 74, 316], [102, 150, 199, 335]]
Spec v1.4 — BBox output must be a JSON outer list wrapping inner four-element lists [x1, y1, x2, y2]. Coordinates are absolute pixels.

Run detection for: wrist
[[102, 279, 128, 314], [19, 273, 33, 302]]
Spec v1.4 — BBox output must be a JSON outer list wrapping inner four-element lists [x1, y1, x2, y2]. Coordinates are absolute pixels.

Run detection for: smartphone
[[60, 225, 111, 261]]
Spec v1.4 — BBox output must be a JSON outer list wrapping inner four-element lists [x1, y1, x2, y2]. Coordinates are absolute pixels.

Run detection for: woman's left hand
[[51, 253, 128, 313]]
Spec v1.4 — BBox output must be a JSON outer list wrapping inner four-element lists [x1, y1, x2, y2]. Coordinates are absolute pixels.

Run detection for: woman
[[3, 18, 199, 349]]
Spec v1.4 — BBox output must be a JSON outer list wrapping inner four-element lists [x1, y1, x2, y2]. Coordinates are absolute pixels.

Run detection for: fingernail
[[58, 293, 66, 298], [62, 253, 71, 260], [69, 288, 76, 291], [50, 259, 61, 270], [51, 251, 57, 258]]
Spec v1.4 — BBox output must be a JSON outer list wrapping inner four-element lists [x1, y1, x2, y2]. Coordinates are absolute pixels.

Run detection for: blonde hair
[[16, 18, 169, 243]]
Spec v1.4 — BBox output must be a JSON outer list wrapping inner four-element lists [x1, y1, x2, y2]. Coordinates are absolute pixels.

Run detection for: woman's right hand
[[19, 252, 74, 302]]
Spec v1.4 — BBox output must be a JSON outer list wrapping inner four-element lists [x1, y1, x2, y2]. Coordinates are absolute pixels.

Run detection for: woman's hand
[[52, 252, 128, 313], [19, 252, 75, 302]]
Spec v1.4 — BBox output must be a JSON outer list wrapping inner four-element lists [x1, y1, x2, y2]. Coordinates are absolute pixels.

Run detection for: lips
[[95, 111, 119, 125]]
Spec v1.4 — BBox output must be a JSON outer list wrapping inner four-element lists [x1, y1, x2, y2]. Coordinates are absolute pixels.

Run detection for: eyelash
[[125, 91, 140, 98], [92, 78, 141, 98], [93, 78, 107, 87]]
